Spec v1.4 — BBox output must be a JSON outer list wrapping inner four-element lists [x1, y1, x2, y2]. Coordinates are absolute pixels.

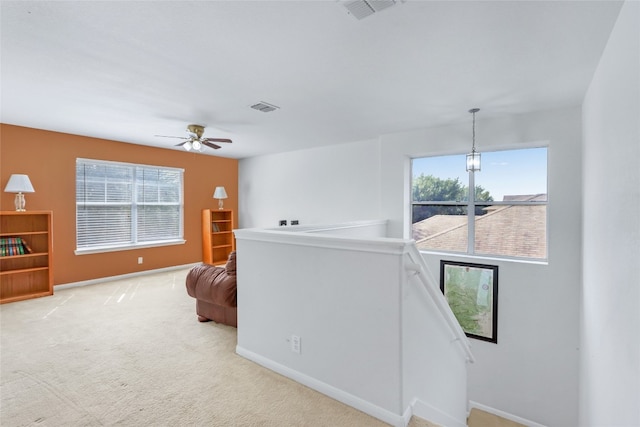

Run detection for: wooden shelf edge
[[0, 252, 49, 260], [0, 210, 53, 215], [0, 266, 50, 276], [0, 231, 49, 237], [0, 290, 53, 304]]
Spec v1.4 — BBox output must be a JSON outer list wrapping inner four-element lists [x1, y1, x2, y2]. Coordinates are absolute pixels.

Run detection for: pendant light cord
[[469, 107, 480, 153], [472, 112, 476, 153]]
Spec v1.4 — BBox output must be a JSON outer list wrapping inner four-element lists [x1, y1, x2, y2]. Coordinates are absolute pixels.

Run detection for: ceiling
[[0, 1, 623, 159]]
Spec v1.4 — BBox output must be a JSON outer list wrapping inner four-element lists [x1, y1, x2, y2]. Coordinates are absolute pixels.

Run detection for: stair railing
[[404, 244, 475, 364]]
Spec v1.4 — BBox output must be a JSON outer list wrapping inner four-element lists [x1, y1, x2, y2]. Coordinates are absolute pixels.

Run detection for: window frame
[[411, 146, 548, 262], [75, 158, 185, 255]]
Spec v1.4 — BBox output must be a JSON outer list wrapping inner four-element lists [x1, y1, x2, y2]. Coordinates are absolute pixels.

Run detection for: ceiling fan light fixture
[[156, 124, 232, 152], [187, 124, 205, 139]]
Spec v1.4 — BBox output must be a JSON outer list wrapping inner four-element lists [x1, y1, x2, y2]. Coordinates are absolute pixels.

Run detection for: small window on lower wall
[[411, 147, 548, 261], [76, 158, 184, 253]]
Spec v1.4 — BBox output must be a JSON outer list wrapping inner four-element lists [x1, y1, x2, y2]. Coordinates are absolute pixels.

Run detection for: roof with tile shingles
[[413, 195, 547, 258]]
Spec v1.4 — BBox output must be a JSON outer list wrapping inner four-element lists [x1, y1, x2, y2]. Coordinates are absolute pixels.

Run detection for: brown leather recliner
[[185, 251, 237, 327]]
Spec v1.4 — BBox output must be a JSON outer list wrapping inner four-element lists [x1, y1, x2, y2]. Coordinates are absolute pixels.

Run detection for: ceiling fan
[[156, 124, 232, 151]]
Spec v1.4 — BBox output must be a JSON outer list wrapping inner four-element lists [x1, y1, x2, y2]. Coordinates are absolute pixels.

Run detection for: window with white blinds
[[76, 158, 184, 253]]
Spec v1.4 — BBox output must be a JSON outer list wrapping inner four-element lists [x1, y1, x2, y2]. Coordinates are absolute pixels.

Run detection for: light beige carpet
[[468, 408, 526, 427], [1, 268, 441, 427]]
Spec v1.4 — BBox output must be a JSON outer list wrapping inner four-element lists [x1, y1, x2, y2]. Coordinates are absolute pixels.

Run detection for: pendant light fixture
[[466, 108, 481, 172]]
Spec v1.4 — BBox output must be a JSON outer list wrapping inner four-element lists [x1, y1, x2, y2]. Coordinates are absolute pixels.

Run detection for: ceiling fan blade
[[203, 138, 232, 144], [155, 135, 188, 139], [202, 141, 221, 150], [174, 141, 188, 147]]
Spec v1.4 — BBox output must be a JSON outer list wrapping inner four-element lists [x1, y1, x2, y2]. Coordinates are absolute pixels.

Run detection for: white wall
[[580, 1, 640, 425], [234, 230, 407, 425], [403, 260, 470, 426], [238, 138, 381, 229], [234, 226, 471, 427], [380, 108, 583, 426], [240, 107, 583, 426]]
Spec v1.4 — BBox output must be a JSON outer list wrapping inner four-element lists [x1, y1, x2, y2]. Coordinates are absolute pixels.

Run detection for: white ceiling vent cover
[[250, 102, 280, 113], [344, 0, 396, 20]]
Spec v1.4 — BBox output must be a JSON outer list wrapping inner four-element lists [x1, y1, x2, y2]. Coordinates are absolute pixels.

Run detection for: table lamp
[[213, 186, 228, 210], [4, 174, 35, 211]]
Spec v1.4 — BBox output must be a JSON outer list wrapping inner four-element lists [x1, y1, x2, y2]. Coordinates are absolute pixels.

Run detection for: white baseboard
[[411, 398, 467, 427], [54, 263, 198, 290], [469, 401, 547, 427], [236, 345, 408, 427], [402, 403, 413, 426]]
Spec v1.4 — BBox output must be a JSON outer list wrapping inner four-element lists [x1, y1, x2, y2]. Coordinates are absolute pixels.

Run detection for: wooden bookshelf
[[202, 209, 235, 266], [0, 211, 53, 304]]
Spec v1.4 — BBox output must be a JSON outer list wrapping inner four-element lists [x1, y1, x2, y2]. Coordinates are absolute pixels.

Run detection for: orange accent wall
[[0, 124, 238, 285]]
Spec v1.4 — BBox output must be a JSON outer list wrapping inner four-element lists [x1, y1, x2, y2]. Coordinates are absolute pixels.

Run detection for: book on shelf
[[21, 238, 33, 254], [212, 222, 220, 232], [0, 236, 34, 256], [0, 236, 30, 256]]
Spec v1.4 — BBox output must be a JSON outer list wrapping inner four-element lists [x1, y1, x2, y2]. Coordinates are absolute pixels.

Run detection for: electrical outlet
[[279, 220, 287, 226], [291, 220, 299, 225], [291, 335, 301, 354], [137, 257, 143, 264]]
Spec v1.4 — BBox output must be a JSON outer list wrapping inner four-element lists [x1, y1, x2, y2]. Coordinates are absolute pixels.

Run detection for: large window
[[76, 158, 184, 253], [411, 147, 547, 260]]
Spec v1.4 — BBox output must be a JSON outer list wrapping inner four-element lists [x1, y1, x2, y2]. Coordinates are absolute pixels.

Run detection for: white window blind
[[76, 159, 184, 252]]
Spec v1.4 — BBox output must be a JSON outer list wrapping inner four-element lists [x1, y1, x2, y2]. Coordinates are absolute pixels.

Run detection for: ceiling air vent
[[250, 101, 280, 113], [344, 0, 396, 20]]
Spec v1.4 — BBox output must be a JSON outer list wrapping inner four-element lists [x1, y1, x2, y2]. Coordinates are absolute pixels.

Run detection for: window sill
[[74, 239, 186, 255], [419, 249, 548, 266]]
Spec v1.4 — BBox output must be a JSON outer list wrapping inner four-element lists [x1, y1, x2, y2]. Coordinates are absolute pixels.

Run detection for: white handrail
[[405, 244, 475, 364]]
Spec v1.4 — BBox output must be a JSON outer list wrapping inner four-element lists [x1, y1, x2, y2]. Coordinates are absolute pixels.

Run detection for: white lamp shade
[[4, 174, 35, 193], [213, 186, 228, 199]]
